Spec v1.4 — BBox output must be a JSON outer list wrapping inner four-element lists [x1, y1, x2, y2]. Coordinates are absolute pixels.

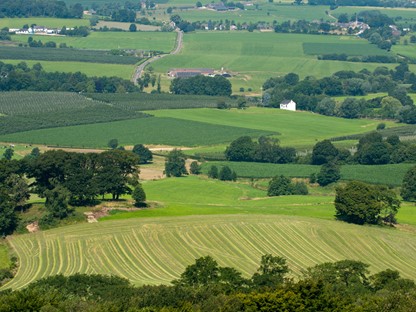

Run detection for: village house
[[280, 100, 296, 111], [168, 68, 215, 78]]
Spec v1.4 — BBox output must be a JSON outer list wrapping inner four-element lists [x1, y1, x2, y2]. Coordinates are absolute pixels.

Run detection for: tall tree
[[132, 144, 153, 164], [401, 166, 416, 202], [164, 149, 188, 177], [311, 140, 339, 165]]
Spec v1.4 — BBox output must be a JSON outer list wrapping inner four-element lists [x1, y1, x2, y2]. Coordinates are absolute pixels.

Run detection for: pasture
[[150, 107, 400, 147], [200, 161, 414, 186], [10, 31, 176, 52], [150, 32, 400, 92], [5, 203, 416, 288], [0, 17, 89, 29]]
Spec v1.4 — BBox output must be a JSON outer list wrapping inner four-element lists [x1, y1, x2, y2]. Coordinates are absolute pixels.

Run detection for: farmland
[[5, 200, 416, 289], [200, 161, 414, 186], [10, 32, 176, 52], [0, 17, 89, 29], [0, 46, 140, 64], [150, 32, 401, 92]]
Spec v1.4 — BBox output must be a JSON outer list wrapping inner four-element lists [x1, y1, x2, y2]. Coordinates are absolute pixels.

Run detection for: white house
[[280, 100, 296, 111]]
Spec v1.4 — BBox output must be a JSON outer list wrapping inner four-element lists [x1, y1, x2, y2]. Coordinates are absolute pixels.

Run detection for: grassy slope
[[5, 176, 416, 289], [151, 107, 400, 147], [151, 32, 399, 92]]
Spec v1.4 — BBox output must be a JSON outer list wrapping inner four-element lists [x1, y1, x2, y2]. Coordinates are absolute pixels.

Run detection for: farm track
[[132, 29, 183, 84], [4, 214, 416, 290]]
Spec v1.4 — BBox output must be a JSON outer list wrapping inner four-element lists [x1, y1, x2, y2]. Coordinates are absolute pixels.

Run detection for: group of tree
[[0, 0, 84, 18], [1, 255, 416, 310], [0, 148, 145, 234], [170, 75, 232, 96], [207, 165, 237, 181], [308, 0, 416, 8], [267, 175, 308, 196], [0, 62, 138, 93], [225, 136, 296, 164], [164, 149, 188, 177], [262, 65, 416, 123]]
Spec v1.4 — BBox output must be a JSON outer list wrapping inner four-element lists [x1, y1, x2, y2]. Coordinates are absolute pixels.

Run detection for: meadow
[[303, 42, 390, 56], [10, 31, 176, 52], [150, 32, 401, 92], [0, 46, 140, 65], [2, 59, 134, 79], [200, 161, 414, 186], [4, 176, 416, 290]]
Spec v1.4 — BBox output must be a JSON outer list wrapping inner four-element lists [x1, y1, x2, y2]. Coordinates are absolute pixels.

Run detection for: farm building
[[280, 100, 296, 111], [168, 68, 214, 78]]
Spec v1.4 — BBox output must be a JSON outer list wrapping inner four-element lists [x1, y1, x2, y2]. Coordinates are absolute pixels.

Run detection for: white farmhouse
[[280, 100, 296, 111]]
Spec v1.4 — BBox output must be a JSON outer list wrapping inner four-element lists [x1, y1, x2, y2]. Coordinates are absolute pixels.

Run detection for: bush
[[317, 162, 340, 186], [190, 161, 202, 175], [132, 184, 146, 207]]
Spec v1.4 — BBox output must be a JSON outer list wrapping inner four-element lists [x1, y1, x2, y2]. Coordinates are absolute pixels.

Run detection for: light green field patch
[[11, 31, 176, 52], [5, 212, 416, 290], [0, 244, 11, 270], [2, 60, 134, 79], [150, 107, 400, 147], [0, 17, 89, 29]]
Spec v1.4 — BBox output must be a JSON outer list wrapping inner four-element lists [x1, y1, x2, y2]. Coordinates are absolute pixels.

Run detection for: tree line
[[0, 61, 138, 93], [170, 75, 232, 96], [0, 0, 84, 18], [0, 255, 415, 311], [263, 65, 416, 123]]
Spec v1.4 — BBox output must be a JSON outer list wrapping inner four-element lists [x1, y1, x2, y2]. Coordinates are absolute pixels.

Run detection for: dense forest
[[0, 0, 83, 18], [0, 255, 415, 311]]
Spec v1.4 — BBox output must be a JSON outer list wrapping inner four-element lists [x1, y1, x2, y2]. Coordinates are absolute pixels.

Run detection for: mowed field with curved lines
[[5, 214, 416, 290]]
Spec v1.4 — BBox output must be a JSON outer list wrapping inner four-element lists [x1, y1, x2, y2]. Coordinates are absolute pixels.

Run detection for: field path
[[132, 29, 183, 84], [4, 215, 416, 290]]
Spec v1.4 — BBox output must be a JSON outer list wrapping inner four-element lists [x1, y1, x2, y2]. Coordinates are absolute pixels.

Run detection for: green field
[[0, 107, 401, 148], [0, 46, 140, 64], [151, 108, 400, 147], [0, 17, 89, 29], [10, 31, 177, 52], [2, 59, 134, 79], [303, 42, 390, 56], [9, 214, 416, 289], [201, 161, 414, 186], [151, 32, 400, 92], [0, 116, 274, 147]]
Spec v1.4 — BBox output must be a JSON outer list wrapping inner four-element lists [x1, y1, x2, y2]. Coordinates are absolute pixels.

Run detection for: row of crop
[[201, 161, 414, 186], [0, 47, 140, 65], [6, 215, 416, 289], [0, 92, 96, 115], [86, 93, 239, 111], [0, 105, 149, 135]]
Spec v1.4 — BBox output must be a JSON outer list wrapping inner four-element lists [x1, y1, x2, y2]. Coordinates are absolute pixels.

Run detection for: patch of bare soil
[[140, 168, 165, 180], [26, 221, 39, 233]]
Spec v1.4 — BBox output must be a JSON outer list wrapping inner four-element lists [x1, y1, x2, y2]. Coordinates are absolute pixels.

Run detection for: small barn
[[280, 100, 296, 111]]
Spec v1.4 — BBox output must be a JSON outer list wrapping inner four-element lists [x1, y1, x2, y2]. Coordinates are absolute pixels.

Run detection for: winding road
[[132, 29, 183, 84]]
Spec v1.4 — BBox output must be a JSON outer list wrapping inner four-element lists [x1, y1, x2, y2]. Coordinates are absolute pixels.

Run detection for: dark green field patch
[[303, 42, 390, 56], [87, 93, 238, 111], [0, 46, 140, 64], [0, 117, 276, 147]]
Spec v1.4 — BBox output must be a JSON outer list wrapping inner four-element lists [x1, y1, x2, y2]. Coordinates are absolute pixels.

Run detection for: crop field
[[200, 161, 414, 185], [303, 42, 390, 56], [87, 93, 238, 110], [392, 43, 416, 59], [0, 47, 140, 64], [5, 213, 416, 289], [0, 92, 149, 134], [0, 17, 89, 29], [10, 31, 177, 52], [151, 32, 399, 92], [0, 116, 274, 147], [151, 107, 400, 147]]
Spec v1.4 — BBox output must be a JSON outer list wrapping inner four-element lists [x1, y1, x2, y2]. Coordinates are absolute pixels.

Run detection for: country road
[[132, 29, 183, 84]]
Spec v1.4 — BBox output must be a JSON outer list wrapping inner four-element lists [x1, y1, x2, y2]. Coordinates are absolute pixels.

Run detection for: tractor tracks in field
[[132, 29, 183, 84]]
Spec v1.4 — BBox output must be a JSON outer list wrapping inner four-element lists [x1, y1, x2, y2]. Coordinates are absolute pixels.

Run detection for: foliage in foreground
[[0, 256, 415, 311]]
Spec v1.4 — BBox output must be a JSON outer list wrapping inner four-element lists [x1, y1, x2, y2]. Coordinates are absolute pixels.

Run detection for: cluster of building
[[9, 26, 71, 35], [168, 68, 232, 78]]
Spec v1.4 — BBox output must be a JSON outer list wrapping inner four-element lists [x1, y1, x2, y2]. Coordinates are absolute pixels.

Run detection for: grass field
[[200, 161, 414, 186], [0, 116, 274, 147], [0, 17, 89, 29], [150, 32, 400, 92], [151, 107, 400, 147], [303, 42, 390, 56], [2, 59, 134, 79], [10, 31, 176, 52], [7, 214, 416, 288]]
